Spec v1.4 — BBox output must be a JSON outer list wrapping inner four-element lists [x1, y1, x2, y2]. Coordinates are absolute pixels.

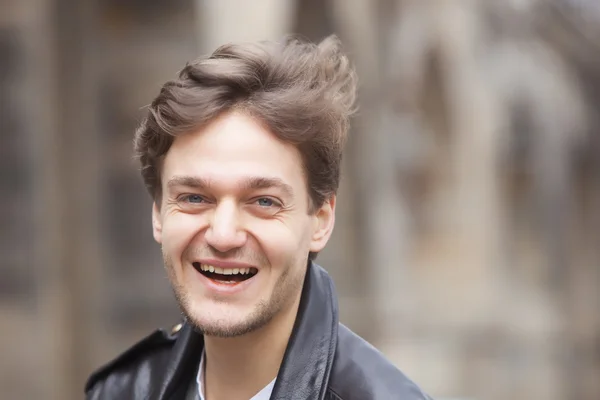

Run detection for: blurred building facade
[[1, 1, 599, 399]]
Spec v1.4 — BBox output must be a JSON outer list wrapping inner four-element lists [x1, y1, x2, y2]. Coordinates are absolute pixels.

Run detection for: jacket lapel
[[153, 321, 203, 400], [270, 262, 339, 400]]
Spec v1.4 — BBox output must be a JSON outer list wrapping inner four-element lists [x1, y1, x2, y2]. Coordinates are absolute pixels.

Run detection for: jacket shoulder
[[84, 323, 182, 399], [328, 324, 432, 400]]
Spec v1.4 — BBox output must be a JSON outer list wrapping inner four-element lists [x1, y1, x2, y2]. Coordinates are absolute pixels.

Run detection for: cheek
[[247, 217, 312, 263], [161, 213, 206, 259]]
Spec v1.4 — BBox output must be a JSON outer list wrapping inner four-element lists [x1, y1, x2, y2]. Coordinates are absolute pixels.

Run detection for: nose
[[205, 200, 247, 253]]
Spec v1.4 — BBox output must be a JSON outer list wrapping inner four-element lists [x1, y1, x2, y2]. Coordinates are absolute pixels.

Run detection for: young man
[[85, 35, 431, 400]]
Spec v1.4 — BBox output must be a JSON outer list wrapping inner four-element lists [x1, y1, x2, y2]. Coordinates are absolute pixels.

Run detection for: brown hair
[[134, 34, 357, 212]]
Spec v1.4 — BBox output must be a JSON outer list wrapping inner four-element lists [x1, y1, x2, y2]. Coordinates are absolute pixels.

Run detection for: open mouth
[[192, 262, 258, 284]]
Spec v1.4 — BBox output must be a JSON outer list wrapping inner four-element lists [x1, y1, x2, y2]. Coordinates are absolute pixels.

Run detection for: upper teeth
[[200, 264, 253, 275]]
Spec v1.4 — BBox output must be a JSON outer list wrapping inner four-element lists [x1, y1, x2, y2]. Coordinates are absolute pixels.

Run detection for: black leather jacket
[[85, 262, 433, 399]]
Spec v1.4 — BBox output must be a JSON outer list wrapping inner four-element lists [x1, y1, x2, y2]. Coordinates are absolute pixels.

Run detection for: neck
[[202, 290, 302, 400]]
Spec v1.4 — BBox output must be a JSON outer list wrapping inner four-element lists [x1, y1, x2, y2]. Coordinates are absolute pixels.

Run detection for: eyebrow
[[166, 175, 294, 198]]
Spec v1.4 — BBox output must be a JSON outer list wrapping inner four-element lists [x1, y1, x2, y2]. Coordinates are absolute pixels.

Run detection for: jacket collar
[[158, 261, 339, 400], [154, 318, 203, 399], [270, 262, 339, 400]]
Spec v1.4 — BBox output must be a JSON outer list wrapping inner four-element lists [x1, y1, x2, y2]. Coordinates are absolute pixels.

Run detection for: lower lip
[[193, 266, 257, 295]]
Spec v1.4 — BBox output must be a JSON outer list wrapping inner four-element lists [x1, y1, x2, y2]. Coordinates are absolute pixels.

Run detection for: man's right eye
[[182, 194, 205, 203]]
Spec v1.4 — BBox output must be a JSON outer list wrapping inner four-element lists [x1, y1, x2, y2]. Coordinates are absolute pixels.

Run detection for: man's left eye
[[256, 198, 275, 207]]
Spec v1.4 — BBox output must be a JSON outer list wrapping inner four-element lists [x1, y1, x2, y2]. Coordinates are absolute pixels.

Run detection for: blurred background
[[1, 0, 600, 399]]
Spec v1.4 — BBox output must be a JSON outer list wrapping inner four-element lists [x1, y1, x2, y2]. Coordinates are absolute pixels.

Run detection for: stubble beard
[[162, 248, 306, 338]]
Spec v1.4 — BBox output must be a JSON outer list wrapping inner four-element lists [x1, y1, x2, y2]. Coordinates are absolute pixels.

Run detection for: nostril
[[205, 228, 247, 253]]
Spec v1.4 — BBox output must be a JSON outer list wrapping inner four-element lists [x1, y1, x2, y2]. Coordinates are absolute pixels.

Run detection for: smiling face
[[152, 111, 335, 337]]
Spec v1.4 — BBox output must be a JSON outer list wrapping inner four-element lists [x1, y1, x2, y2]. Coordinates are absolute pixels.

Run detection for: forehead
[[161, 112, 306, 191]]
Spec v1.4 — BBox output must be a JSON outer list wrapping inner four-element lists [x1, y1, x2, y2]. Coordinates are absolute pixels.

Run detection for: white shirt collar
[[196, 349, 277, 400]]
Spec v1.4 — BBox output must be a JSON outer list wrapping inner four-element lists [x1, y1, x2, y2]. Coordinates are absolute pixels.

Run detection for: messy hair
[[134, 34, 357, 212]]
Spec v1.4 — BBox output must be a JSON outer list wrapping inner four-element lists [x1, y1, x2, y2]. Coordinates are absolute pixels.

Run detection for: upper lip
[[194, 259, 258, 270]]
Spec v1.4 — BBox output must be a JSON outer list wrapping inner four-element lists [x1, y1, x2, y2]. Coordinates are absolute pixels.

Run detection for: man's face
[[152, 111, 335, 337]]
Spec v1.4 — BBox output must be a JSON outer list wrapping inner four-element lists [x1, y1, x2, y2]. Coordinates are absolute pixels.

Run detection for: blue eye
[[185, 194, 204, 203], [256, 198, 274, 207]]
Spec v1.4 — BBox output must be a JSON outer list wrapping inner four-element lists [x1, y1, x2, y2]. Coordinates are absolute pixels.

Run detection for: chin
[[185, 302, 275, 338], [189, 316, 270, 338]]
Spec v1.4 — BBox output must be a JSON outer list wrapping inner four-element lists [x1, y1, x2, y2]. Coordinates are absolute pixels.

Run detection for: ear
[[309, 195, 336, 253], [152, 202, 163, 244]]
